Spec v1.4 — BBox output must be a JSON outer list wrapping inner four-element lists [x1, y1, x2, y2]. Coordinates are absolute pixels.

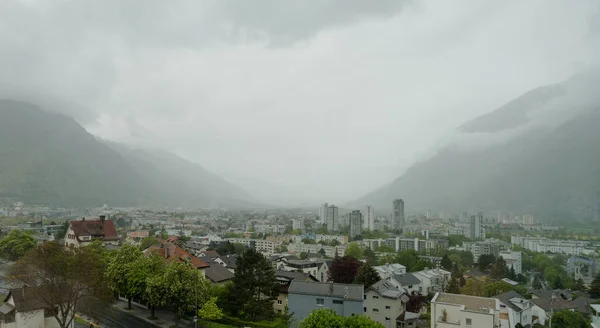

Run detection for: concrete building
[[567, 255, 597, 283], [469, 213, 484, 239], [226, 238, 275, 254], [349, 210, 362, 239], [522, 214, 534, 225], [287, 243, 347, 258], [319, 202, 329, 223], [591, 304, 600, 328], [511, 236, 595, 256], [288, 281, 364, 323], [326, 205, 339, 232], [292, 218, 305, 231], [374, 263, 407, 279], [273, 271, 318, 314], [315, 234, 348, 244], [463, 240, 510, 262], [365, 205, 375, 230], [393, 199, 405, 230], [274, 258, 324, 278], [431, 293, 500, 328], [499, 251, 522, 275], [64, 216, 119, 248], [387, 273, 422, 294], [364, 279, 410, 327], [412, 268, 451, 295]]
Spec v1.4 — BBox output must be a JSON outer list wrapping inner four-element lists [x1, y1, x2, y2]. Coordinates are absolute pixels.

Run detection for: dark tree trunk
[[128, 297, 132, 310], [151, 306, 156, 319]]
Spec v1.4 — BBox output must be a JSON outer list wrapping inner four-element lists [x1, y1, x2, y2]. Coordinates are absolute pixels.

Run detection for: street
[[78, 298, 161, 328]]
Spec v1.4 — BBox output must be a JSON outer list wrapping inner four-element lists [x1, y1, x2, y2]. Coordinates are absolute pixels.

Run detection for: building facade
[[393, 199, 405, 230], [364, 280, 410, 327], [326, 205, 339, 232], [287, 281, 364, 323], [365, 205, 375, 230], [469, 214, 484, 239], [431, 293, 500, 328], [349, 210, 362, 239]]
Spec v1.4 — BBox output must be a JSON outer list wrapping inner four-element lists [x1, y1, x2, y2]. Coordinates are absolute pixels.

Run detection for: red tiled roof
[[146, 242, 209, 269], [70, 219, 119, 241]]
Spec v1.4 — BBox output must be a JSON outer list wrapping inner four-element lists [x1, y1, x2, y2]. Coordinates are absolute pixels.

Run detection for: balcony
[[437, 316, 461, 325]]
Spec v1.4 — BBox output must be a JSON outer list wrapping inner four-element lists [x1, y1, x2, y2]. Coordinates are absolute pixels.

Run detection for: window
[[373, 295, 379, 299], [385, 305, 391, 310], [277, 300, 282, 305], [364, 307, 367, 312], [316, 298, 324, 305], [333, 300, 343, 304], [385, 317, 390, 321], [373, 309, 379, 313], [408, 285, 413, 288], [466, 318, 472, 325], [364, 295, 367, 300]]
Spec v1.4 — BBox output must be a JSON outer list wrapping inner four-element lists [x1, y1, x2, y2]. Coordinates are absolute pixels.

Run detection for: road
[[78, 299, 161, 328]]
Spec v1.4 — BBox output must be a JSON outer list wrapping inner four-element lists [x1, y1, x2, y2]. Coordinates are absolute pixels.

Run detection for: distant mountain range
[[0, 100, 259, 208], [354, 72, 600, 222]]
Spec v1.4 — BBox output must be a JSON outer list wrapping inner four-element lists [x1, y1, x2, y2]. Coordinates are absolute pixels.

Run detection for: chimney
[[81, 217, 85, 221], [99, 215, 106, 228]]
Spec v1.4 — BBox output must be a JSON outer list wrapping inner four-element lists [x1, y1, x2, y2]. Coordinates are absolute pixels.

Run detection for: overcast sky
[[1, 0, 599, 206]]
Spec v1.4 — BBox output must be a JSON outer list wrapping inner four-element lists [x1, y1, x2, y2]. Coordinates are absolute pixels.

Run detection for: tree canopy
[[551, 310, 590, 328], [0, 229, 36, 260], [300, 308, 384, 328], [354, 262, 381, 289], [329, 255, 361, 284], [344, 243, 363, 259]]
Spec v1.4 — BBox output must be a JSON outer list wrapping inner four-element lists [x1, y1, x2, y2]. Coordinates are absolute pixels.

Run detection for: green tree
[[441, 254, 453, 271], [318, 248, 326, 256], [484, 281, 525, 297], [354, 262, 381, 289], [478, 254, 496, 271], [329, 239, 341, 246], [396, 250, 419, 272], [363, 248, 377, 264], [300, 308, 384, 328], [10, 242, 111, 328], [299, 251, 309, 259], [302, 238, 316, 244], [491, 256, 508, 279], [376, 244, 395, 253], [461, 279, 485, 296], [137, 253, 167, 319], [227, 248, 279, 320], [551, 309, 590, 328], [139, 236, 158, 250], [589, 273, 600, 298], [0, 230, 36, 260], [105, 244, 144, 309], [161, 262, 208, 326], [446, 277, 461, 294], [345, 243, 363, 259], [198, 296, 224, 327]]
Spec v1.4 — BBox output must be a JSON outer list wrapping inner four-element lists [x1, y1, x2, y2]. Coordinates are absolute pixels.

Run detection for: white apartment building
[[315, 234, 348, 244], [431, 293, 500, 328], [364, 279, 410, 327], [499, 251, 522, 275], [364, 205, 375, 230], [374, 263, 407, 279], [292, 218, 304, 230], [511, 236, 594, 255], [274, 258, 324, 278], [226, 238, 275, 254], [286, 243, 347, 258], [463, 239, 510, 262], [412, 268, 451, 295]]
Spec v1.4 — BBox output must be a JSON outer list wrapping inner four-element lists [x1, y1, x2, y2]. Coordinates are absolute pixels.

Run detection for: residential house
[[529, 290, 596, 326], [0, 287, 73, 328], [287, 281, 363, 323], [493, 290, 534, 327], [274, 271, 318, 314], [144, 241, 210, 276], [214, 255, 238, 274], [431, 292, 500, 328], [412, 268, 451, 295], [200, 258, 234, 284], [388, 273, 422, 294], [374, 263, 407, 279], [591, 304, 600, 328], [275, 258, 323, 278], [316, 260, 332, 283], [364, 279, 410, 327], [64, 216, 119, 248], [197, 250, 220, 259]]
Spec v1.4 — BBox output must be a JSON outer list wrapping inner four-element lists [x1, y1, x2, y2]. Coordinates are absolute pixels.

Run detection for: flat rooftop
[[434, 293, 497, 313]]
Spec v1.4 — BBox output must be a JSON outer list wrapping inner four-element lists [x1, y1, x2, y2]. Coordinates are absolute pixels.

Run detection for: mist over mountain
[[0, 100, 258, 208], [354, 72, 600, 222]]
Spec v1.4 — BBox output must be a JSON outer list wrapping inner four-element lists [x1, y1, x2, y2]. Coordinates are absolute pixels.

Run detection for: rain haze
[[1, 0, 599, 206]]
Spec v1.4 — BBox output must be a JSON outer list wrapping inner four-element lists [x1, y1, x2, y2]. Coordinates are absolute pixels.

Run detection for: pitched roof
[[5, 287, 50, 312], [146, 243, 209, 269], [218, 255, 238, 268], [200, 250, 220, 258], [494, 290, 523, 312], [70, 219, 119, 241], [275, 270, 318, 282], [288, 281, 363, 301], [204, 264, 234, 283], [530, 296, 574, 311], [0, 303, 14, 315], [367, 279, 404, 299], [392, 273, 421, 287]]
